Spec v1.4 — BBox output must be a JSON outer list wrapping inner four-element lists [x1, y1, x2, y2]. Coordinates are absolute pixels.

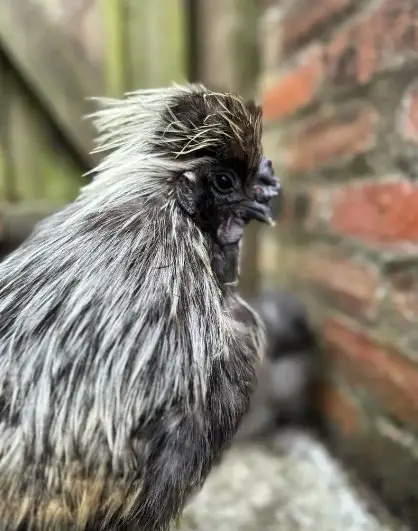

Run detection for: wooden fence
[[0, 0, 263, 292], [0, 0, 187, 247]]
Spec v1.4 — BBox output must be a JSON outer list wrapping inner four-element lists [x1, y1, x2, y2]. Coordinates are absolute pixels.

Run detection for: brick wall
[[258, 0, 418, 526]]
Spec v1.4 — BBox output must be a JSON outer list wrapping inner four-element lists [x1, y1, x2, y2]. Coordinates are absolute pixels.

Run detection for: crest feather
[[83, 83, 262, 201]]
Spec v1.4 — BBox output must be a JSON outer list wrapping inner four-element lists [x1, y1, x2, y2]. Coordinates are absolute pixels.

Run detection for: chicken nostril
[[259, 157, 273, 172], [257, 172, 280, 188], [254, 157, 280, 193]]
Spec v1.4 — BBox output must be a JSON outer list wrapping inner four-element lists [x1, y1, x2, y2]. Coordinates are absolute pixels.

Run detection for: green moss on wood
[[124, 0, 187, 90], [102, 0, 127, 96]]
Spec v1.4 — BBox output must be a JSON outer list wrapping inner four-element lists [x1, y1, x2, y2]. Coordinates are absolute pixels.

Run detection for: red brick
[[261, 0, 418, 119], [325, 0, 418, 87], [288, 245, 379, 317], [287, 106, 375, 173], [320, 383, 360, 435], [281, 186, 329, 229], [325, 318, 418, 424], [262, 46, 324, 122], [282, 0, 357, 53], [398, 81, 418, 144], [330, 178, 418, 245]]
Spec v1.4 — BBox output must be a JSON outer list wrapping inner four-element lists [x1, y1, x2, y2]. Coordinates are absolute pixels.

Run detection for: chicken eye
[[213, 169, 238, 194]]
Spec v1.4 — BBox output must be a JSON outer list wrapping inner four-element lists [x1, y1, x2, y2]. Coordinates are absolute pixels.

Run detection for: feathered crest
[[84, 83, 263, 197]]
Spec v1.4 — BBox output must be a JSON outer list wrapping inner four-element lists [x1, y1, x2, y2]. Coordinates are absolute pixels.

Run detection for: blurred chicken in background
[[235, 288, 321, 442]]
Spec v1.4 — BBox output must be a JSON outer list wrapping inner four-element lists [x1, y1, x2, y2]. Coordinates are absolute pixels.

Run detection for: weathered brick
[[287, 105, 376, 173], [257, 0, 418, 520], [330, 178, 418, 245], [386, 268, 418, 323], [261, 0, 418, 123], [398, 80, 418, 144], [280, 186, 329, 230], [334, 422, 418, 529], [326, 0, 418, 87], [282, 0, 357, 53], [262, 46, 324, 122], [325, 318, 418, 424], [285, 178, 418, 246], [320, 383, 361, 435], [288, 245, 379, 317]]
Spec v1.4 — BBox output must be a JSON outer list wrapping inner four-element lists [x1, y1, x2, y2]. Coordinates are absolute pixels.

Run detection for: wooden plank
[[2, 54, 83, 205], [7, 71, 44, 201], [0, 0, 102, 168], [233, 0, 261, 99], [0, 201, 62, 246], [183, 0, 199, 82], [194, 0, 237, 91], [0, 146, 4, 199], [0, 52, 18, 201], [155, 0, 187, 86], [124, 0, 187, 90], [41, 141, 83, 204], [0, 53, 6, 197], [102, 0, 128, 97], [232, 0, 263, 297]]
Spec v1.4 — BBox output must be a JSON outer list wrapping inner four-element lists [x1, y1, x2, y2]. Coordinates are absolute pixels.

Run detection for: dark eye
[[213, 169, 238, 194]]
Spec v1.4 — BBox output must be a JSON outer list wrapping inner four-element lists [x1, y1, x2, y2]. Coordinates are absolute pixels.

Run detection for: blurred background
[[0, 0, 418, 529]]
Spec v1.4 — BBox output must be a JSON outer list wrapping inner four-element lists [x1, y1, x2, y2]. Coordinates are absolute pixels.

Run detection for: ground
[[177, 430, 407, 531]]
